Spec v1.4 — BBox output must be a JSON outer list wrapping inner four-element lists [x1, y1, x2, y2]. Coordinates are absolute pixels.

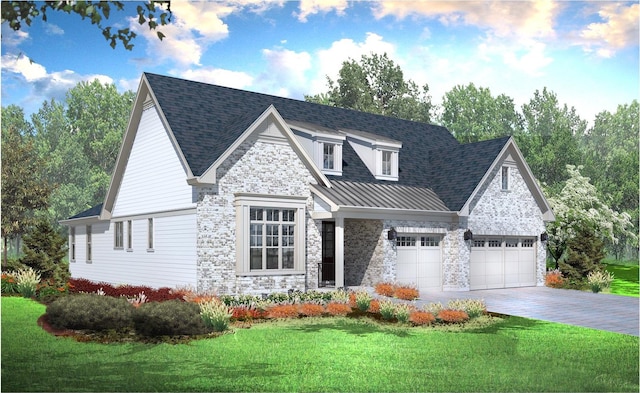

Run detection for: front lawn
[[605, 262, 639, 297], [2, 297, 638, 392]]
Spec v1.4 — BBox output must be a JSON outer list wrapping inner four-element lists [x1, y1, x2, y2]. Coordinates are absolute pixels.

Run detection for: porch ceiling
[[314, 180, 450, 212]]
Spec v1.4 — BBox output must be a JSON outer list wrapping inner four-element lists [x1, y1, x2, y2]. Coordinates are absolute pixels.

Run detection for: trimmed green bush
[[47, 293, 134, 331], [133, 300, 208, 337]]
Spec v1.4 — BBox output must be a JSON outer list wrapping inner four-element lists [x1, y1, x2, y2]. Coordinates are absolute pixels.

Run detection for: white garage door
[[470, 237, 536, 290], [396, 235, 442, 291]]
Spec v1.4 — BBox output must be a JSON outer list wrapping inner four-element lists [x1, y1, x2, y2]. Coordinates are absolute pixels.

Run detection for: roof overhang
[[458, 137, 555, 222]]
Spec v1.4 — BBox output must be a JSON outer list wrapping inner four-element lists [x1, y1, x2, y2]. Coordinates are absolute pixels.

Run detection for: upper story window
[[501, 166, 510, 191], [114, 221, 124, 249], [382, 151, 392, 176], [344, 129, 401, 181], [375, 149, 399, 180], [323, 143, 335, 170]]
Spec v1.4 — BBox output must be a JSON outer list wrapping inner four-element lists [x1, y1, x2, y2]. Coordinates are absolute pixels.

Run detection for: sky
[[1, 0, 638, 125]]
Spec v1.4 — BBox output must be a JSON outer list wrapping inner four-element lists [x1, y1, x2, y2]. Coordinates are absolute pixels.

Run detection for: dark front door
[[321, 221, 335, 284]]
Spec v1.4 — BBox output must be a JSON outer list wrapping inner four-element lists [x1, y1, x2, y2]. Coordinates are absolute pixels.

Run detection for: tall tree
[[32, 81, 135, 226], [1, 106, 53, 265], [440, 83, 523, 143], [1, 1, 171, 50], [306, 53, 434, 123], [580, 101, 639, 259], [518, 88, 585, 189]]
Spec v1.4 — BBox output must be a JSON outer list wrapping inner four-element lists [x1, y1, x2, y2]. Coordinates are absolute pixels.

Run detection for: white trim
[[191, 106, 331, 188], [458, 137, 555, 221], [234, 193, 307, 275]]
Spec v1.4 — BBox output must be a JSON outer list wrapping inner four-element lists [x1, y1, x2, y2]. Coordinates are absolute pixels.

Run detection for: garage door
[[396, 235, 442, 291], [470, 237, 536, 290]]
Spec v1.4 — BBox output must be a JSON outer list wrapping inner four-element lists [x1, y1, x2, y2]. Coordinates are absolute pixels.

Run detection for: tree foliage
[[517, 88, 586, 189], [545, 165, 637, 267], [440, 83, 523, 143], [1, 1, 171, 50], [32, 80, 134, 226], [20, 219, 69, 286], [306, 53, 434, 123], [561, 225, 605, 282], [1, 106, 54, 265]]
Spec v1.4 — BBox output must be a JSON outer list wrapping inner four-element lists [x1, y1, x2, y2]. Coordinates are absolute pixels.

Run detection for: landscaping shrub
[[374, 282, 395, 297], [394, 303, 414, 323], [379, 300, 396, 321], [423, 302, 444, 315], [368, 299, 380, 313], [47, 293, 134, 331], [394, 285, 419, 300], [1, 272, 17, 294], [20, 219, 69, 287], [267, 304, 299, 319], [545, 268, 565, 288], [560, 225, 605, 282], [587, 270, 615, 293], [325, 302, 351, 316], [447, 299, 486, 318], [354, 290, 372, 312], [437, 309, 469, 323], [13, 267, 40, 298], [133, 300, 208, 337], [330, 289, 349, 304], [231, 306, 265, 321], [200, 299, 232, 332], [409, 311, 435, 326], [299, 303, 325, 317], [126, 292, 148, 308], [36, 278, 69, 303]]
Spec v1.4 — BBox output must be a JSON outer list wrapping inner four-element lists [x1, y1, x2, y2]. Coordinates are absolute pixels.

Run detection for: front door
[[321, 221, 335, 285]]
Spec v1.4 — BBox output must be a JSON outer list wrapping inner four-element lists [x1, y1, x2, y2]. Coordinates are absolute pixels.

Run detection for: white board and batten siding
[[112, 105, 195, 218], [69, 105, 199, 289]]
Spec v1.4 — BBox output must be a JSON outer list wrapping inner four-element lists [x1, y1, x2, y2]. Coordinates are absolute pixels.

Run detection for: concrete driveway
[[417, 286, 639, 336]]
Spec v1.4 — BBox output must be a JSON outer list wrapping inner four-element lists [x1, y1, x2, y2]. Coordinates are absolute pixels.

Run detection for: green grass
[[605, 262, 639, 297], [2, 298, 638, 392]]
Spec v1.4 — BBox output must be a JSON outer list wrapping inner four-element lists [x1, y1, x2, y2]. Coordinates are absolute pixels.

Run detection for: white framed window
[[86, 225, 92, 263], [397, 236, 416, 247], [473, 239, 485, 248], [421, 236, 440, 247], [114, 221, 124, 249], [147, 218, 154, 251], [70, 227, 76, 262], [323, 143, 335, 170], [488, 239, 502, 248], [236, 194, 306, 274], [505, 238, 518, 248], [375, 149, 399, 180], [501, 166, 510, 190], [522, 239, 535, 248], [127, 220, 132, 250]]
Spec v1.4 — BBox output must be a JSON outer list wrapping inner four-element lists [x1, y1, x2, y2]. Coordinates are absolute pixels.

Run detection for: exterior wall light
[[540, 232, 548, 242], [387, 227, 397, 241], [464, 229, 473, 241]]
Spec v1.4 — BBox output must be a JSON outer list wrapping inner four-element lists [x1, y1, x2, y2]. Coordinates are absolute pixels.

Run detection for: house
[[61, 73, 554, 295]]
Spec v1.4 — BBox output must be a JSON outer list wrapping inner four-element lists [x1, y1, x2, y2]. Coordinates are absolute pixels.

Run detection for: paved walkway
[[415, 286, 639, 336]]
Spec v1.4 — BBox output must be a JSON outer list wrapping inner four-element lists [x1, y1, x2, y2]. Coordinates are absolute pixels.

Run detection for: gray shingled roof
[[140, 74, 509, 213], [67, 203, 103, 220]]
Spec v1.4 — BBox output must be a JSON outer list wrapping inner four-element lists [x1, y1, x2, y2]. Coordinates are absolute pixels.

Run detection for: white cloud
[[255, 48, 312, 97], [177, 67, 254, 90], [372, 0, 559, 40], [1, 24, 30, 48], [310, 32, 397, 94], [44, 23, 64, 36], [1, 53, 113, 111], [578, 3, 639, 58], [295, 0, 348, 22]]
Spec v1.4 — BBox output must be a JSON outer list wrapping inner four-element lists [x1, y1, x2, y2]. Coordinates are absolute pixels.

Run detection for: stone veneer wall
[[343, 217, 470, 291], [196, 137, 321, 295], [383, 219, 470, 291], [468, 164, 547, 285]]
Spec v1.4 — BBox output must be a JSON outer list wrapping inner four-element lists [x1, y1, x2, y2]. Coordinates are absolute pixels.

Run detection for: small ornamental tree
[[20, 219, 69, 286], [560, 224, 605, 282], [545, 165, 637, 268]]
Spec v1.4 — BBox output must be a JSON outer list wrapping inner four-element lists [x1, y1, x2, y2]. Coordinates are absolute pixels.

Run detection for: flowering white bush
[[587, 270, 615, 293]]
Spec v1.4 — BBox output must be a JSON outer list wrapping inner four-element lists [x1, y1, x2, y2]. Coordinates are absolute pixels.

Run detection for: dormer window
[[382, 151, 392, 176], [375, 149, 399, 180], [323, 143, 335, 170]]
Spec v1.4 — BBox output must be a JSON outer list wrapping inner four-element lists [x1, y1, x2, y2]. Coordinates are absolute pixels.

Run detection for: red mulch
[[37, 314, 78, 337]]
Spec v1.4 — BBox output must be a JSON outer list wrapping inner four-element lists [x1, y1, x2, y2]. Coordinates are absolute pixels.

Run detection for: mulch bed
[[37, 314, 78, 337]]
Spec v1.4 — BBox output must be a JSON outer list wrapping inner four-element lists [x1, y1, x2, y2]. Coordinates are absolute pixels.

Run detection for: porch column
[[335, 216, 345, 289]]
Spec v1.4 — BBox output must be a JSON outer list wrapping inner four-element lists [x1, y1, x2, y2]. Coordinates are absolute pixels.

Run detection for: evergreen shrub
[[133, 300, 208, 336], [47, 293, 134, 331]]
